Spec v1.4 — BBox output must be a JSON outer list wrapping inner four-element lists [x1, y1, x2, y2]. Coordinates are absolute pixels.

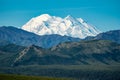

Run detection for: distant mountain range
[[22, 14, 100, 38], [0, 26, 120, 80], [0, 26, 80, 48], [0, 26, 120, 48], [85, 30, 120, 44], [0, 19, 120, 67], [0, 40, 120, 67], [0, 14, 120, 80]]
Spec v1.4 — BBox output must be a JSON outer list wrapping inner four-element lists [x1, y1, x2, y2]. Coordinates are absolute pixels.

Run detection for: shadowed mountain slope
[[0, 40, 120, 66]]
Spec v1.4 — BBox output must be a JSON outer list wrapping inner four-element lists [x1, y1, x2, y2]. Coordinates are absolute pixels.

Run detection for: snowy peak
[[64, 15, 78, 25], [77, 18, 84, 23], [64, 15, 74, 20], [39, 14, 51, 18], [22, 14, 100, 39], [35, 14, 52, 21]]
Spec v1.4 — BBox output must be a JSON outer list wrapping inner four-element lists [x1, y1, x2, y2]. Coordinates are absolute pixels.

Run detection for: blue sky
[[0, 0, 120, 32]]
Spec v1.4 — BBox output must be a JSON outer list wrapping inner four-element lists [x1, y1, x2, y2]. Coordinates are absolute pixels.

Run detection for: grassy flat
[[0, 74, 70, 80]]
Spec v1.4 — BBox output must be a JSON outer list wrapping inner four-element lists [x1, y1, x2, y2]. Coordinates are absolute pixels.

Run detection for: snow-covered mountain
[[22, 14, 100, 39]]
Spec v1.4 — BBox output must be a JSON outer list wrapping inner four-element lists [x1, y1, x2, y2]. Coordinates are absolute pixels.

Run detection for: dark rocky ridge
[[0, 40, 120, 66]]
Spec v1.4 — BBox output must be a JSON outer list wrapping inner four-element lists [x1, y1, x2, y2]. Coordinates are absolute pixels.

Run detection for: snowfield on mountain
[[22, 14, 100, 39]]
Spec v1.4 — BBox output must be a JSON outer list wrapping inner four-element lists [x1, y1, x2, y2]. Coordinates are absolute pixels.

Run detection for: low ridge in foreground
[[0, 40, 120, 67]]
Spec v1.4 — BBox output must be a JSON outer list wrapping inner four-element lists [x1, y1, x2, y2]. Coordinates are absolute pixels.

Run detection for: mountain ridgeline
[[0, 26, 120, 66], [0, 26, 120, 48], [85, 30, 120, 44], [0, 26, 120, 80], [0, 40, 120, 66], [0, 26, 80, 48], [22, 14, 100, 38]]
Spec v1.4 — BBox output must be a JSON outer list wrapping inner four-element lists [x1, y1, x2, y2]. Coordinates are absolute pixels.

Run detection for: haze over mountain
[[22, 14, 100, 39], [0, 26, 120, 66], [85, 30, 120, 44], [0, 26, 80, 48]]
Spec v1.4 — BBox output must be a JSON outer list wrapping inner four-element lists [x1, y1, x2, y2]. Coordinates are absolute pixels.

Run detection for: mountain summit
[[22, 14, 100, 38]]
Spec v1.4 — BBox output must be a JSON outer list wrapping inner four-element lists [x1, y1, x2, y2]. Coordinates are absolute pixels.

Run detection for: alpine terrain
[[22, 14, 100, 39], [0, 14, 120, 80], [0, 26, 80, 48], [85, 30, 120, 44]]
